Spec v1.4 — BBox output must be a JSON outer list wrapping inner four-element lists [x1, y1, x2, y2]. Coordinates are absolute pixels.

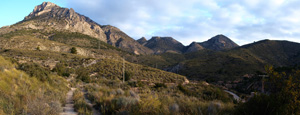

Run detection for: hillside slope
[[0, 2, 152, 55], [0, 29, 124, 58], [0, 56, 68, 114], [131, 40, 300, 81]]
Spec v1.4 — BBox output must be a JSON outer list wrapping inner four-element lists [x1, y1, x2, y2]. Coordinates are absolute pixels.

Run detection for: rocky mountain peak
[[200, 34, 239, 51], [25, 2, 81, 21], [20, 2, 108, 42], [210, 34, 232, 42], [148, 37, 180, 44], [101, 25, 154, 55], [8, 2, 155, 55], [40, 2, 58, 9], [144, 36, 185, 54], [137, 37, 147, 45], [150, 37, 178, 43], [185, 42, 204, 53], [151, 36, 161, 41], [25, 2, 59, 19], [140, 37, 147, 41]]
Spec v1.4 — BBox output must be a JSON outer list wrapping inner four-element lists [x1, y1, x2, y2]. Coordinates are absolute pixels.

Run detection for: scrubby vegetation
[[84, 58, 186, 84], [0, 27, 252, 115], [235, 66, 300, 115], [49, 31, 121, 51], [82, 79, 235, 114], [0, 56, 68, 114], [0, 29, 120, 51], [52, 62, 73, 77], [0, 48, 237, 114], [19, 62, 51, 82], [73, 89, 93, 115]]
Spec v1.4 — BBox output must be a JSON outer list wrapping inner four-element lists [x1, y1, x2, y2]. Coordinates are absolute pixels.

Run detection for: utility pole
[[98, 39, 101, 50], [123, 57, 125, 83], [259, 75, 268, 93]]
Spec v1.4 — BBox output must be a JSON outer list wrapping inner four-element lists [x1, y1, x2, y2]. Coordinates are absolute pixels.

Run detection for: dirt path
[[61, 77, 100, 115], [224, 90, 241, 101], [60, 88, 77, 115]]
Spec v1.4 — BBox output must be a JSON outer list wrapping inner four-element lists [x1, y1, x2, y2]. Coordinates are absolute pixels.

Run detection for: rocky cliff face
[[200, 34, 239, 51], [23, 2, 107, 42], [144, 37, 185, 54]]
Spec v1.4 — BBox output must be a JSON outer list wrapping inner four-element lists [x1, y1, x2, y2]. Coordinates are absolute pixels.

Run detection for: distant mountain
[[137, 34, 239, 54], [143, 36, 185, 54], [185, 42, 204, 53], [0, 2, 242, 55], [137, 37, 147, 45], [0, 2, 152, 55], [200, 34, 239, 51], [133, 39, 300, 81], [101, 25, 153, 55]]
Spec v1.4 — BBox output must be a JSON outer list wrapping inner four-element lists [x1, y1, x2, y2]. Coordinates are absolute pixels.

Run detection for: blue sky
[[1, 0, 300, 45]]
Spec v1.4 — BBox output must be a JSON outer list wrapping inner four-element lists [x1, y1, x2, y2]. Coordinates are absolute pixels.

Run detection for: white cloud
[[64, 0, 300, 45]]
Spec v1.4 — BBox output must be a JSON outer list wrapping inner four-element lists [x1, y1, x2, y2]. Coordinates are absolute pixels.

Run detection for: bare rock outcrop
[[23, 2, 107, 42]]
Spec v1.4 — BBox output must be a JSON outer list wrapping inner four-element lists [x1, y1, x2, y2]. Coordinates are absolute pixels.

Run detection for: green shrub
[[70, 47, 77, 54], [136, 95, 161, 114], [112, 97, 139, 109], [127, 81, 138, 87], [178, 84, 192, 95], [19, 63, 50, 82], [235, 66, 300, 115], [125, 71, 132, 81], [154, 83, 167, 89], [235, 94, 279, 115], [36, 46, 41, 51], [52, 63, 71, 77], [76, 67, 91, 83], [73, 90, 93, 115]]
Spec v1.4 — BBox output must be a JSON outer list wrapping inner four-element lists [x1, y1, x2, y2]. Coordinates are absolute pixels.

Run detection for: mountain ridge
[[137, 34, 239, 54], [199, 34, 239, 51], [143, 36, 185, 54], [1, 2, 153, 55], [1, 2, 241, 55]]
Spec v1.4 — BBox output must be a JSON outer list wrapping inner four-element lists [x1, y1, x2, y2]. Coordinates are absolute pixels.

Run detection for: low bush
[[0, 57, 68, 115], [235, 66, 300, 115], [73, 90, 93, 115], [76, 67, 91, 83], [154, 83, 167, 89], [52, 62, 72, 77], [70, 47, 77, 54], [19, 62, 50, 82]]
